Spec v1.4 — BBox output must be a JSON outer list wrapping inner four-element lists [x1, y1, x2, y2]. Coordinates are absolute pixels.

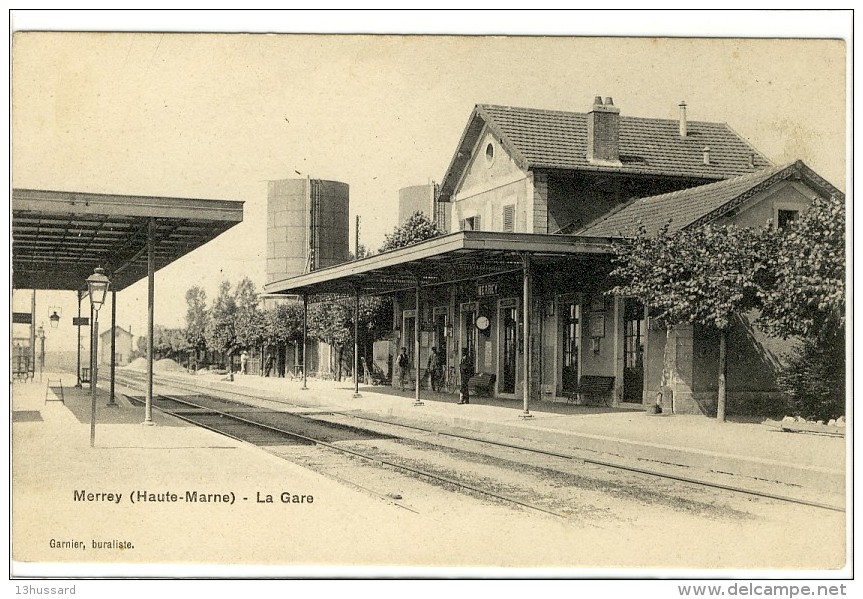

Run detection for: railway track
[[114, 371, 571, 519], [114, 370, 844, 514]]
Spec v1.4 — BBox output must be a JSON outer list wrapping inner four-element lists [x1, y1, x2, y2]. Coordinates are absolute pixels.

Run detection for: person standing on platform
[[427, 347, 442, 392], [240, 350, 249, 375], [458, 348, 473, 404], [397, 347, 410, 392]]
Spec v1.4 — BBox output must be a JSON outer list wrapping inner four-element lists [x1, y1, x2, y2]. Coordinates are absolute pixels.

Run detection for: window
[[777, 209, 798, 230], [502, 205, 515, 232], [461, 215, 481, 231], [485, 142, 495, 165]]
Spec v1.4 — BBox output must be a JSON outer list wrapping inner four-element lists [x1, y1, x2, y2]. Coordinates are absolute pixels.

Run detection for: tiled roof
[[479, 104, 772, 177], [576, 160, 842, 237], [439, 102, 773, 202]]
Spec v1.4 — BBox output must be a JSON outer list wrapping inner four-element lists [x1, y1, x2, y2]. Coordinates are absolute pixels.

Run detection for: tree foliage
[[379, 211, 443, 253], [610, 222, 777, 420], [758, 194, 845, 341], [776, 334, 845, 422], [610, 222, 775, 330], [757, 194, 846, 421], [262, 302, 304, 346], [184, 285, 209, 351], [205, 280, 238, 358]]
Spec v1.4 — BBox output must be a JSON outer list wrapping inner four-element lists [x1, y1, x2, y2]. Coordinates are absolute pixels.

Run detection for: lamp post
[[36, 324, 45, 382], [86, 266, 111, 448]]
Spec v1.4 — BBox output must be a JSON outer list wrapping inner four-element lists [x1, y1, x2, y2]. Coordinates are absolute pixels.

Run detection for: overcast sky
[[9, 12, 849, 353]]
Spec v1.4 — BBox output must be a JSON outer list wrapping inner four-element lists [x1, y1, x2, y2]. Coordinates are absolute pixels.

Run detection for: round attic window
[[484, 142, 495, 165]]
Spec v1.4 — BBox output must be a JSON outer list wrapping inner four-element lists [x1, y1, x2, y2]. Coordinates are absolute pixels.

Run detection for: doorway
[[560, 299, 581, 394], [623, 299, 646, 403], [498, 299, 518, 394]]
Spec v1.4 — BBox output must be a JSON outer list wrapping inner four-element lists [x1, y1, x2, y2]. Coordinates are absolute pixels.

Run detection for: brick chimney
[[587, 96, 622, 165]]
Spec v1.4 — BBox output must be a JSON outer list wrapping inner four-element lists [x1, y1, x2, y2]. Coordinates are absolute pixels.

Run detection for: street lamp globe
[[36, 324, 45, 340], [49, 311, 60, 328], [86, 267, 111, 311]]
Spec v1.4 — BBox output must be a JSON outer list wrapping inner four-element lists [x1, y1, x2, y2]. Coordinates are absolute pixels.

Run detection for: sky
[[8, 11, 850, 354]]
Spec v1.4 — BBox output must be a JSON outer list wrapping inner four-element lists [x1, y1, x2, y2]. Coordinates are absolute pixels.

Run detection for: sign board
[[477, 282, 498, 298], [73, 316, 90, 326], [12, 312, 33, 324]]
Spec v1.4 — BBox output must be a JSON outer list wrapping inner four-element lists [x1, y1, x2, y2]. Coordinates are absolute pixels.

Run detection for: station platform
[[10, 370, 848, 573], [143, 368, 846, 498]]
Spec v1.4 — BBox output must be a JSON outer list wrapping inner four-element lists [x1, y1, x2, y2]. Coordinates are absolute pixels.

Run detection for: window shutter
[[474, 215, 481, 231], [503, 205, 515, 232], [460, 219, 466, 231]]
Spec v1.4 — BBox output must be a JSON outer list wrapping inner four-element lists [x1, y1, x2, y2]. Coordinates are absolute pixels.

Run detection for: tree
[[611, 222, 776, 421], [758, 194, 845, 341], [205, 280, 238, 365], [379, 211, 443, 252], [263, 302, 304, 347], [233, 277, 265, 352], [184, 285, 209, 353], [308, 299, 353, 381], [758, 194, 846, 421]]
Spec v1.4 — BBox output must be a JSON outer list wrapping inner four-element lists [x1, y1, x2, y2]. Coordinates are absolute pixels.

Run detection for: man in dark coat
[[458, 348, 473, 404]]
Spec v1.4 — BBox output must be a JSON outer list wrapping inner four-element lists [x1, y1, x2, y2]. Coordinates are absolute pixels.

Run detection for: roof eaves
[[530, 162, 731, 180], [685, 163, 798, 230], [795, 160, 845, 199], [439, 106, 486, 202]]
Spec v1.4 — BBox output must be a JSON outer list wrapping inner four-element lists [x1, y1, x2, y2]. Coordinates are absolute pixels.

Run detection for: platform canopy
[[263, 230, 617, 299], [12, 189, 244, 291]]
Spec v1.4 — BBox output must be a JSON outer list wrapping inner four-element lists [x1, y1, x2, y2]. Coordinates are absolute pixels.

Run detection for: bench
[[565, 375, 615, 406], [468, 372, 496, 397]]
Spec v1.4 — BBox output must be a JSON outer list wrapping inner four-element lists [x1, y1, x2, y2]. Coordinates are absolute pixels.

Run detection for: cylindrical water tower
[[266, 178, 350, 285]]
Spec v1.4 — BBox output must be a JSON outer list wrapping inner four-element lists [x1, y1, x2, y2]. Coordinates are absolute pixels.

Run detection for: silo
[[398, 182, 446, 232], [266, 177, 350, 285], [398, 183, 436, 226]]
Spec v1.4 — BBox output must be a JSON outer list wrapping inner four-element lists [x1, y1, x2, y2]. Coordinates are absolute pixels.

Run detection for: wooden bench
[[565, 375, 615, 406], [468, 372, 496, 397]]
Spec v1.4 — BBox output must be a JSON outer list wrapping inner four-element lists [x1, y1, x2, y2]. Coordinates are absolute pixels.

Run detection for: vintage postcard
[[8, 10, 851, 591]]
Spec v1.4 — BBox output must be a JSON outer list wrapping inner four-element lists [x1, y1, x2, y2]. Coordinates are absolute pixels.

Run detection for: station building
[[266, 97, 843, 417]]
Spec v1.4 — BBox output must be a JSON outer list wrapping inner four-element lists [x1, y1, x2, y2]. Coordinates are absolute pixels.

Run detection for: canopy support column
[[353, 287, 362, 398], [301, 293, 308, 390], [520, 253, 534, 419], [107, 289, 118, 407], [143, 217, 155, 426], [76, 290, 82, 387], [30, 289, 36, 379], [414, 279, 423, 406]]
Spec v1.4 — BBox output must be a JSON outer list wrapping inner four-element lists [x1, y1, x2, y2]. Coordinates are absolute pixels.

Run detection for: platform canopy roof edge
[[12, 188, 244, 291], [263, 230, 618, 301]]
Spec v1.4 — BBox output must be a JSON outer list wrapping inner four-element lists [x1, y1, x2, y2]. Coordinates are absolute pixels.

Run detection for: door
[[499, 302, 518, 394], [623, 300, 646, 403], [561, 300, 580, 394]]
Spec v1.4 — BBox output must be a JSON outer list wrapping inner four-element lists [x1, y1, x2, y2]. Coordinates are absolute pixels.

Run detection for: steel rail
[[114, 371, 844, 514], [116, 375, 567, 520]]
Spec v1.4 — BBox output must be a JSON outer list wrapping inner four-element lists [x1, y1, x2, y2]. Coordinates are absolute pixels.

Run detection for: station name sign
[[73, 317, 90, 326], [12, 312, 32, 324], [476, 282, 498, 298]]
